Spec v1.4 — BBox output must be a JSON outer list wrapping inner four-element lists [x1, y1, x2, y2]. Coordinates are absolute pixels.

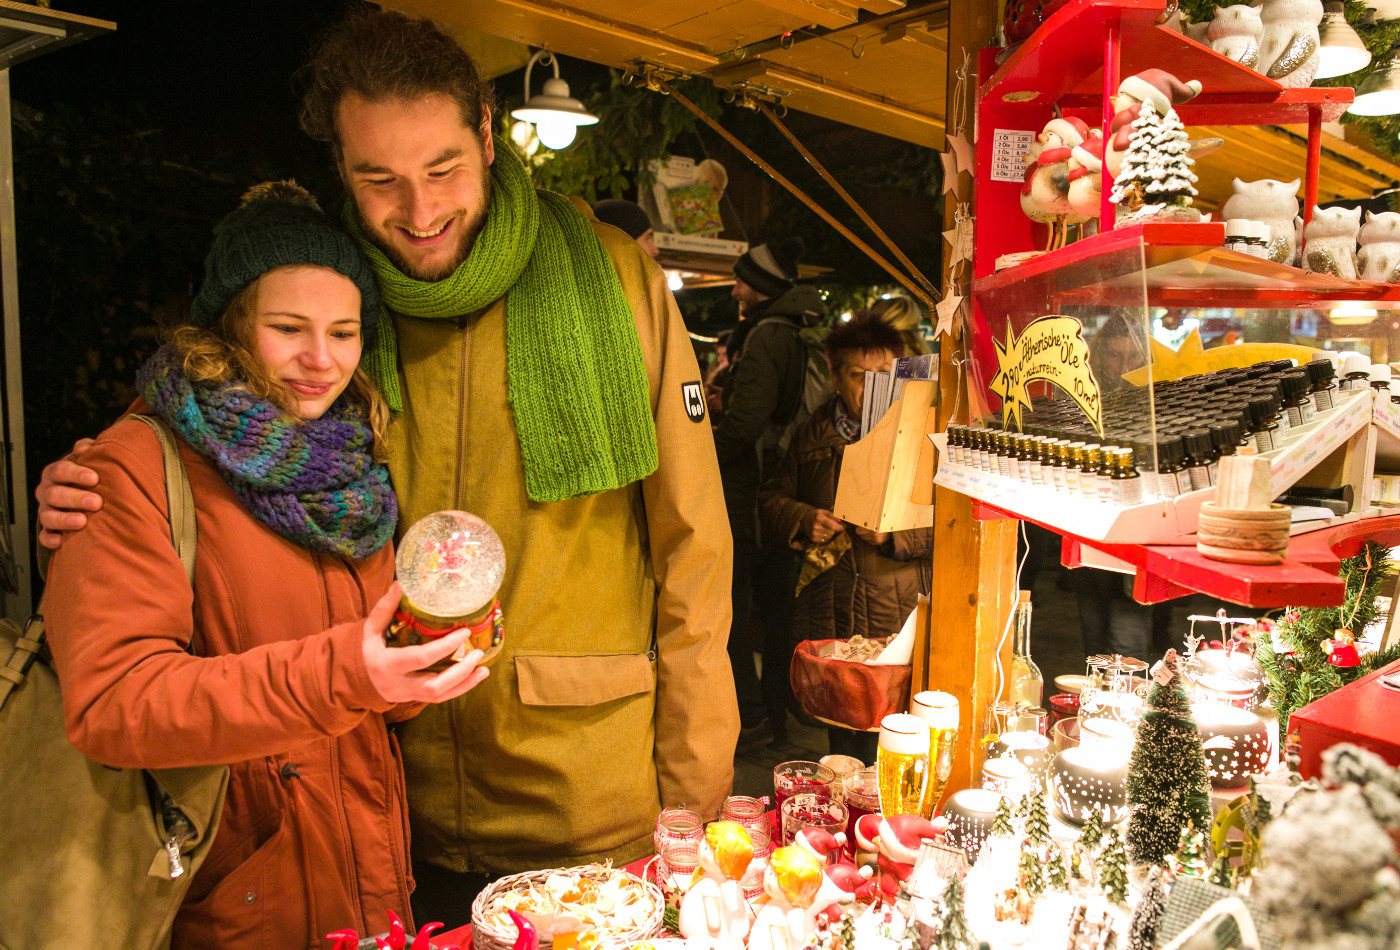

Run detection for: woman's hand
[[35, 439, 101, 549], [801, 508, 846, 545], [361, 583, 490, 704]]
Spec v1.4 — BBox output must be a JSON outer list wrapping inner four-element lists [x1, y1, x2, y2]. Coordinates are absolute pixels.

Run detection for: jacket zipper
[[455, 314, 471, 512]]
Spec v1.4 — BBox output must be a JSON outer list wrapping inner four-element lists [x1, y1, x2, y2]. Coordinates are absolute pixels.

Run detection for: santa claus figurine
[[871, 814, 941, 900], [1067, 130, 1105, 221], [1105, 69, 1202, 180], [1324, 628, 1361, 667], [792, 827, 846, 864]]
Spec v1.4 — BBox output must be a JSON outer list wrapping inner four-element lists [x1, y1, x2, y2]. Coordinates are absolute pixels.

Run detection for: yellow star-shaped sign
[[1121, 328, 1325, 387], [990, 322, 1029, 430]]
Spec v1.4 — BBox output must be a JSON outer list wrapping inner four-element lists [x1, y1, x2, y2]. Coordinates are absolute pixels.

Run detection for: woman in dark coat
[[759, 313, 932, 759]]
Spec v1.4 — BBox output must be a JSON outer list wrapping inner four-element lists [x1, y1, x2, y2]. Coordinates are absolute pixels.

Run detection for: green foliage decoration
[[1125, 660, 1213, 867], [1257, 540, 1400, 732], [935, 875, 974, 950], [1098, 824, 1129, 905]]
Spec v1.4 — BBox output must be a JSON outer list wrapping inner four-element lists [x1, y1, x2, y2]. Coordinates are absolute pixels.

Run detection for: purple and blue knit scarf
[[137, 344, 397, 560]]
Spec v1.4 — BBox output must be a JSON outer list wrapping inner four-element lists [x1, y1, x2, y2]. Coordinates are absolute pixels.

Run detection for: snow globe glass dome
[[388, 510, 507, 671]]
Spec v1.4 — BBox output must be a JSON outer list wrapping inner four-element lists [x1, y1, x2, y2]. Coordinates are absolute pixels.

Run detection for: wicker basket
[[470, 865, 665, 950]]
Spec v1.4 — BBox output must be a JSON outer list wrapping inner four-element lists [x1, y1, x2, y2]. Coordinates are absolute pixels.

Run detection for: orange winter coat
[[45, 408, 415, 950]]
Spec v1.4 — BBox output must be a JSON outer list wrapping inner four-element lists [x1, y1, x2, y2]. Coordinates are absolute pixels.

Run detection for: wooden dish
[[1196, 502, 1291, 565]]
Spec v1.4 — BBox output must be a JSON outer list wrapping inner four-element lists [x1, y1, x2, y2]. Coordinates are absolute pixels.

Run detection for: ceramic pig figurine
[[1302, 205, 1361, 279], [1257, 0, 1323, 88], [1220, 178, 1301, 265], [1358, 211, 1400, 284], [1208, 5, 1263, 69]]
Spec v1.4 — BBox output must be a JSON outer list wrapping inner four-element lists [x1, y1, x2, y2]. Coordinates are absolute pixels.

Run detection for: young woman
[[758, 312, 932, 760], [44, 182, 489, 949]]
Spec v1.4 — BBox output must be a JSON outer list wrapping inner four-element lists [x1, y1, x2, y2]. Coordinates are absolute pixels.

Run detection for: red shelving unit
[[953, 0, 1385, 607]]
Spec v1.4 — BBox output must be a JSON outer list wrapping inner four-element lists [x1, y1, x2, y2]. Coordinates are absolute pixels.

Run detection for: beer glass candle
[[773, 761, 836, 818], [388, 510, 506, 672], [910, 690, 959, 817], [877, 713, 930, 816]]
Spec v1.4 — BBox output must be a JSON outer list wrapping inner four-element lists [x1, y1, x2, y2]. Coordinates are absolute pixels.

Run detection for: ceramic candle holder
[[992, 730, 1051, 780], [1048, 717, 1133, 824], [942, 788, 1002, 864], [1193, 701, 1272, 787], [980, 756, 1034, 799]]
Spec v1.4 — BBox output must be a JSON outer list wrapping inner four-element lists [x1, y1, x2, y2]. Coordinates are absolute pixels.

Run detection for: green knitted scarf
[[348, 142, 657, 503]]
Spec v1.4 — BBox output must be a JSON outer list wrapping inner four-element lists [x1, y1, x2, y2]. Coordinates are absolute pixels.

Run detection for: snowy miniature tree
[[1109, 100, 1197, 215], [1023, 788, 1049, 847], [1017, 846, 1045, 898], [1126, 867, 1167, 950], [935, 876, 974, 950], [836, 912, 857, 950], [1099, 824, 1129, 905], [1047, 844, 1070, 891], [1126, 652, 1213, 867], [1169, 820, 1210, 880], [989, 796, 1014, 838], [1078, 805, 1105, 853], [1210, 854, 1234, 889]]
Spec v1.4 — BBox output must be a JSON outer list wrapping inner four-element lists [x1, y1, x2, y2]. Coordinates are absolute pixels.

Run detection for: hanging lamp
[[1316, 2, 1372, 80], [1350, 42, 1400, 116], [510, 50, 598, 149]]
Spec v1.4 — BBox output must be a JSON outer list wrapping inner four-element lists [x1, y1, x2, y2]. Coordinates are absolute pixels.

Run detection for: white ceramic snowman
[[1257, 0, 1324, 88], [1359, 211, 1400, 284], [1220, 178, 1301, 265], [1302, 205, 1361, 279], [1207, 5, 1263, 69], [677, 821, 755, 950]]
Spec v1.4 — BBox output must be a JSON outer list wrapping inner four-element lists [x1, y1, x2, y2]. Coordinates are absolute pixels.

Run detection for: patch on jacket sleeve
[[681, 381, 706, 422]]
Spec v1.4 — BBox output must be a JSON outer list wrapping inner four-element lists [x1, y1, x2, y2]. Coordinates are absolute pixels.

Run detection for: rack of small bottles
[[944, 354, 1356, 507]]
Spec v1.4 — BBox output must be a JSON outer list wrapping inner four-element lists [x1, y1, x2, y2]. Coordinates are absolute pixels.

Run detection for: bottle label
[[1301, 399, 1316, 424], [1254, 429, 1274, 453], [1051, 467, 1067, 492], [1188, 464, 1211, 491], [1096, 477, 1114, 503], [1285, 404, 1304, 429], [1157, 472, 1180, 498], [1113, 478, 1143, 507], [1208, 460, 1219, 486], [1314, 388, 1335, 412], [1140, 470, 1158, 498], [1175, 470, 1194, 495], [1027, 461, 1042, 485], [998, 456, 1011, 478]]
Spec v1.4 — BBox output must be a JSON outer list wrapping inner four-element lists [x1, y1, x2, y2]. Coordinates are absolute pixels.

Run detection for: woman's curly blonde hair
[[168, 275, 390, 462]]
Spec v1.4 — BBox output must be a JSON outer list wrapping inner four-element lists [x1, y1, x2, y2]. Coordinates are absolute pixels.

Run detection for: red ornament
[[1324, 630, 1361, 667]]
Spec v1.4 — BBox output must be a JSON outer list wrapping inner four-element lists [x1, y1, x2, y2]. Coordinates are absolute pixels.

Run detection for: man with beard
[[35, 8, 736, 927]]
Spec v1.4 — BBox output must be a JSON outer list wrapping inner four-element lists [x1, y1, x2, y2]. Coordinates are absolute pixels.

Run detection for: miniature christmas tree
[[1023, 788, 1049, 847], [899, 911, 922, 950], [1078, 805, 1105, 853], [1109, 100, 1197, 216], [989, 796, 1014, 838], [1098, 824, 1129, 905], [1017, 846, 1045, 898], [935, 876, 974, 950], [1125, 867, 1167, 950], [1047, 844, 1070, 891], [1126, 650, 1213, 867], [837, 912, 857, 950], [1168, 820, 1210, 880], [1210, 854, 1234, 889], [1257, 542, 1400, 731]]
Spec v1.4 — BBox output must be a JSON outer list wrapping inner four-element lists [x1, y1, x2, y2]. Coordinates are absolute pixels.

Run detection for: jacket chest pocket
[[515, 652, 656, 706]]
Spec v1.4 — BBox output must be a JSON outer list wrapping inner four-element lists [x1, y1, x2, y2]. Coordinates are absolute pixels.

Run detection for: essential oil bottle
[[1339, 352, 1371, 392], [1111, 448, 1143, 506], [1155, 436, 1190, 498], [1307, 357, 1337, 412], [1181, 428, 1218, 491], [1280, 369, 1314, 427]]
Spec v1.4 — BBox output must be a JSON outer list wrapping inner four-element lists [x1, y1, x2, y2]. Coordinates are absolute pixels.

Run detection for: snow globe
[[387, 510, 506, 671]]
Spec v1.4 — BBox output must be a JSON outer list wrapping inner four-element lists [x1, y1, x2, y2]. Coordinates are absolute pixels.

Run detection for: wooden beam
[[927, 0, 1012, 809]]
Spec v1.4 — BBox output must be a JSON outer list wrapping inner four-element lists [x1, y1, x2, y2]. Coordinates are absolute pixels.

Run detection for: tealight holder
[[1193, 701, 1272, 788], [1186, 646, 1267, 709], [980, 755, 1034, 799], [942, 788, 1002, 864], [992, 730, 1050, 781], [1048, 718, 1133, 825]]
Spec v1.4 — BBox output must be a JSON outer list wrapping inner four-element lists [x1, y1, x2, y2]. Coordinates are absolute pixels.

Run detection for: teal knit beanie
[[191, 180, 382, 335]]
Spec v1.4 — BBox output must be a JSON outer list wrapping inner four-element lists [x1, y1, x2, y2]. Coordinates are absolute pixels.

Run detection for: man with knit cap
[[716, 236, 827, 746], [594, 198, 660, 259], [34, 6, 736, 929]]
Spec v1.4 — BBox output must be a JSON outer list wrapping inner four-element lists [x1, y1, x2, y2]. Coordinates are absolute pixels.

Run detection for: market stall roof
[[383, 0, 950, 150]]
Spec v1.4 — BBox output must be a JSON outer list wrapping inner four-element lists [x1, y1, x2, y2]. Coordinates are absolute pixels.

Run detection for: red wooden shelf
[[983, 0, 1352, 123]]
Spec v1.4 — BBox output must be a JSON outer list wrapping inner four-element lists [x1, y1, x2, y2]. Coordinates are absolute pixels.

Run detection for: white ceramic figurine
[[1220, 178, 1301, 265], [1207, 5, 1263, 69], [1302, 205, 1361, 279], [1256, 0, 1324, 88], [1359, 211, 1400, 284], [678, 821, 755, 950]]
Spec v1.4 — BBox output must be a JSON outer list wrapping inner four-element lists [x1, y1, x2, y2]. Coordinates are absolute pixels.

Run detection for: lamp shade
[[1193, 702, 1271, 788], [510, 53, 599, 150], [1317, 2, 1373, 80], [1350, 54, 1400, 117]]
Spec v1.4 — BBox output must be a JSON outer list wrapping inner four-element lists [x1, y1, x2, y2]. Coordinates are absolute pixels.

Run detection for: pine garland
[[1259, 541, 1400, 732]]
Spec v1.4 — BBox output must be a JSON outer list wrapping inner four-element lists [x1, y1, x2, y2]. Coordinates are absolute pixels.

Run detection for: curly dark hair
[[824, 310, 906, 374], [297, 7, 499, 163]]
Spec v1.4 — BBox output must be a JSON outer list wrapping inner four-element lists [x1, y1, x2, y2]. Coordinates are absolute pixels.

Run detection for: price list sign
[[990, 129, 1035, 183]]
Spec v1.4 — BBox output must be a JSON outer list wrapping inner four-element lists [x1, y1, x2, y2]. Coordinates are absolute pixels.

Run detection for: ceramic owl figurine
[[1358, 211, 1400, 283], [1208, 5, 1263, 69], [1179, 15, 1211, 43], [1257, 0, 1323, 88], [1220, 178, 1301, 265], [1302, 206, 1361, 279]]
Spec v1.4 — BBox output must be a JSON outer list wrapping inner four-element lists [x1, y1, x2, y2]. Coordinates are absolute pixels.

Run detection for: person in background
[[715, 237, 826, 748], [593, 198, 660, 259], [43, 182, 490, 948], [870, 295, 930, 356], [34, 9, 736, 929], [759, 312, 931, 761]]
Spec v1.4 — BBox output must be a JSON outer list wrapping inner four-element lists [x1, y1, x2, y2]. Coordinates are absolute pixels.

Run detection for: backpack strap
[[123, 415, 196, 587]]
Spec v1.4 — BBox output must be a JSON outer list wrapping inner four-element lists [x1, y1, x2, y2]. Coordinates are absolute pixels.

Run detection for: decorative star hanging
[[942, 209, 974, 270], [946, 132, 973, 177], [934, 292, 963, 339], [940, 150, 961, 195]]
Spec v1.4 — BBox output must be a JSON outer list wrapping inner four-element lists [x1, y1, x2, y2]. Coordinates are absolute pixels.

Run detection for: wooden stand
[[832, 379, 938, 533]]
